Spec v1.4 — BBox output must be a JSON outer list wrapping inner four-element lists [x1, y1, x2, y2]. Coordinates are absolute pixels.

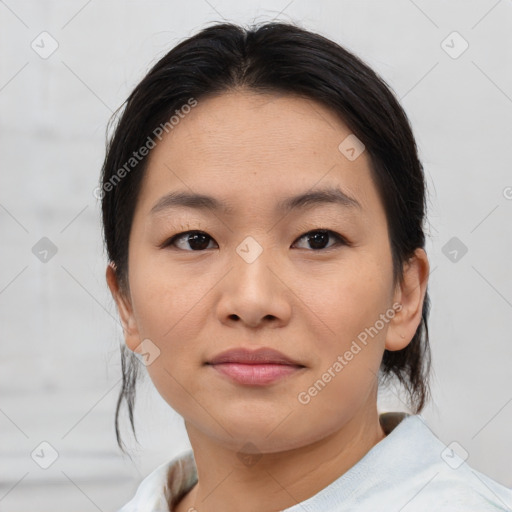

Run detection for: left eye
[[163, 230, 217, 251], [292, 229, 347, 250]]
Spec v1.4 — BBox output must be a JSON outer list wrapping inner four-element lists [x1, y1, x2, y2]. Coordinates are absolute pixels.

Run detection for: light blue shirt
[[118, 413, 512, 511]]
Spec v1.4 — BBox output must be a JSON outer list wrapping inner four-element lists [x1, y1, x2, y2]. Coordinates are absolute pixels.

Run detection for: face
[[109, 90, 419, 453]]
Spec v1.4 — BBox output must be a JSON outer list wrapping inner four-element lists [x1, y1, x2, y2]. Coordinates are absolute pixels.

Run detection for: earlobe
[[385, 248, 430, 351], [105, 262, 140, 351]]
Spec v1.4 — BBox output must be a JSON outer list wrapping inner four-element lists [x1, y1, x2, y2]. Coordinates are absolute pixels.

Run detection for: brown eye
[[162, 229, 348, 252], [293, 229, 347, 250], [163, 231, 217, 251]]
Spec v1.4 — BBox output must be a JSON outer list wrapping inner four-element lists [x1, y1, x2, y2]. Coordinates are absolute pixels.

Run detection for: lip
[[206, 347, 305, 386], [207, 347, 302, 366]]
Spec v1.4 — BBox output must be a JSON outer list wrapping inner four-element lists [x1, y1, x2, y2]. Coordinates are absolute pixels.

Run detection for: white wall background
[[1, 0, 511, 510]]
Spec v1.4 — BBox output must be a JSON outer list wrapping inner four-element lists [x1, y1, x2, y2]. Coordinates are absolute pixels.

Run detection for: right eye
[[161, 230, 218, 251]]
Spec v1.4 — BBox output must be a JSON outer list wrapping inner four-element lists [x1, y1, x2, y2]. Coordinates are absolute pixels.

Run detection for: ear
[[105, 262, 140, 352], [385, 248, 430, 351]]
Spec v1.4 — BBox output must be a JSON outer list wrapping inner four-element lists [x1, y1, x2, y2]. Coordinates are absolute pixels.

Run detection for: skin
[[106, 89, 429, 512]]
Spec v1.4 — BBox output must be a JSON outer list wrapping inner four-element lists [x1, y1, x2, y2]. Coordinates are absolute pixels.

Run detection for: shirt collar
[[119, 411, 410, 511]]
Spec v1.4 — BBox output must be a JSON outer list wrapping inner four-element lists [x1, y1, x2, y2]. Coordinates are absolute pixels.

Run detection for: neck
[[177, 405, 386, 512]]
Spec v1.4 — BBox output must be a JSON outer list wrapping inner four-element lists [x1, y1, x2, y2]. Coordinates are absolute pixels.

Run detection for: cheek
[[127, 251, 210, 389], [129, 268, 209, 415], [295, 269, 390, 424], [128, 244, 207, 336], [296, 258, 392, 410], [305, 256, 393, 345]]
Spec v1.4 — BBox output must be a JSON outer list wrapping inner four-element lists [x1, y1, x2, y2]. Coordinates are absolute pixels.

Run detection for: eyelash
[[160, 229, 351, 252]]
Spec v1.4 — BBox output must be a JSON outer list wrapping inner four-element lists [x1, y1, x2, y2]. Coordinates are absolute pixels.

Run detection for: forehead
[[137, 90, 383, 222]]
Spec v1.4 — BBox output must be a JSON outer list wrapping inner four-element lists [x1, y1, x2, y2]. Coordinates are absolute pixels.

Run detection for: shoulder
[[391, 467, 512, 511], [368, 414, 512, 511], [117, 450, 197, 512]]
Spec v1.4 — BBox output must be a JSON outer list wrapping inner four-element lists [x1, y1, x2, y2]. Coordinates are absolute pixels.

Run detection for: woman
[[100, 21, 512, 511]]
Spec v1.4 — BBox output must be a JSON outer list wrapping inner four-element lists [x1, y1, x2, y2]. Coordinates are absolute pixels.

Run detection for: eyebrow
[[149, 186, 362, 217]]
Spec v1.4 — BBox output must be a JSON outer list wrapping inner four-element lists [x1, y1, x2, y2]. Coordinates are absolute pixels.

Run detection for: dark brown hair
[[100, 21, 431, 453]]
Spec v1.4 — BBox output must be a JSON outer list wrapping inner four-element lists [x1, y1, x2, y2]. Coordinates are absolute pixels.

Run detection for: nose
[[216, 242, 292, 329]]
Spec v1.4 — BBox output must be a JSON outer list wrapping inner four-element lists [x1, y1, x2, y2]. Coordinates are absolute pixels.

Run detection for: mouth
[[205, 347, 306, 386]]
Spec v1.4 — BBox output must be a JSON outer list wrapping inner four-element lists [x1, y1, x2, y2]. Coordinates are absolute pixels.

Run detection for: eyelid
[[160, 228, 351, 251], [292, 229, 351, 249], [159, 230, 216, 250]]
